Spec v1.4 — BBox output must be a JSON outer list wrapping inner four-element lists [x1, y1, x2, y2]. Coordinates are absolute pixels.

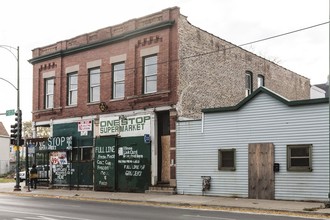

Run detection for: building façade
[[28, 7, 310, 192]]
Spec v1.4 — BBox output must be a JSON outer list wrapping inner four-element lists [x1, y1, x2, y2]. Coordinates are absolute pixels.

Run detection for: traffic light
[[16, 110, 23, 146], [10, 123, 18, 145], [11, 110, 24, 146]]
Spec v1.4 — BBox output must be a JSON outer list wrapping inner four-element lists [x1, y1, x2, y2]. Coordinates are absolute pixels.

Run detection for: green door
[[117, 136, 151, 192], [94, 137, 116, 191]]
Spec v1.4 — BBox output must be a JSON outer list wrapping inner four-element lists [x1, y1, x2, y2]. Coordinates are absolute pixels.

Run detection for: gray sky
[[0, 0, 328, 131]]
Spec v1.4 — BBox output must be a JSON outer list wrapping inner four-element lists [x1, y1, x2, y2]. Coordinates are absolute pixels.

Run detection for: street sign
[[37, 136, 73, 151], [5, 109, 15, 116]]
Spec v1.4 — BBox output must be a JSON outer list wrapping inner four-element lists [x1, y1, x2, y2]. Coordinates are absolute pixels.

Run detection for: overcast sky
[[0, 0, 328, 132]]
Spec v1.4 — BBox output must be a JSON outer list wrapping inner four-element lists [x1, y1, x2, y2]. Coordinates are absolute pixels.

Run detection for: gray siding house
[[176, 87, 329, 201]]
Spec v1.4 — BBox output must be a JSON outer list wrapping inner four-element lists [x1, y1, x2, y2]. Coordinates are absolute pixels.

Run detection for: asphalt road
[[0, 194, 326, 220]]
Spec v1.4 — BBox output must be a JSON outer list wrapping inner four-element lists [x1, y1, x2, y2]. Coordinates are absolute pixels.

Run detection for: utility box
[[201, 176, 211, 191], [273, 163, 280, 172]]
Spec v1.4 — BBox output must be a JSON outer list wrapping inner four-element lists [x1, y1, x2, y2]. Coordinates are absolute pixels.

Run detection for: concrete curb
[[1, 191, 329, 219]]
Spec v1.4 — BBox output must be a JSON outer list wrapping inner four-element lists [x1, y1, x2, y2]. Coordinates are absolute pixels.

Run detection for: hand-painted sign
[[99, 115, 151, 137], [94, 137, 116, 191], [37, 136, 73, 151]]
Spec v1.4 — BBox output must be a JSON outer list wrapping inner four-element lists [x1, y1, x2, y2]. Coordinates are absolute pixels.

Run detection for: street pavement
[[0, 182, 329, 219]]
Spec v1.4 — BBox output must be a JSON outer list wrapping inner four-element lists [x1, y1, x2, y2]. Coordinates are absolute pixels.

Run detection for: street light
[[0, 45, 20, 191]]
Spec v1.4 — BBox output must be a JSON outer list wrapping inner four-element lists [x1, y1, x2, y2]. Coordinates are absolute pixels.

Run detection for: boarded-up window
[[218, 149, 236, 171], [287, 144, 312, 172]]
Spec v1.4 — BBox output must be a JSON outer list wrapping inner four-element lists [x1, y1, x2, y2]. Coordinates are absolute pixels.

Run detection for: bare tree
[[22, 121, 50, 138]]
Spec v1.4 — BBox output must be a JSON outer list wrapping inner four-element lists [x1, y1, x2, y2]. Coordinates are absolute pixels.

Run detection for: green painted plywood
[[94, 137, 116, 191], [117, 137, 151, 192]]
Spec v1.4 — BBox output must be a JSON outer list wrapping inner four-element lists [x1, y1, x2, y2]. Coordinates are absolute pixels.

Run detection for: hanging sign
[[78, 120, 92, 132]]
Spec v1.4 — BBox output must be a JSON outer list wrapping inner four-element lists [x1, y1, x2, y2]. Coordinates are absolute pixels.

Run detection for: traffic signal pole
[[14, 46, 20, 191], [0, 45, 20, 191]]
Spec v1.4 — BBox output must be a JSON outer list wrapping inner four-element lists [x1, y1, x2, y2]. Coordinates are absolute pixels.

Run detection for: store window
[[70, 147, 93, 162]]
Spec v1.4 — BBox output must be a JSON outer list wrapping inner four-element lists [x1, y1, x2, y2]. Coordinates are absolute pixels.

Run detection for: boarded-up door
[[248, 143, 274, 200], [161, 135, 170, 182]]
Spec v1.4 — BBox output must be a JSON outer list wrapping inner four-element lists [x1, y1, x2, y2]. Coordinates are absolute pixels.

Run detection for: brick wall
[[32, 8, 180, 122], [177, 15, 310, 119]]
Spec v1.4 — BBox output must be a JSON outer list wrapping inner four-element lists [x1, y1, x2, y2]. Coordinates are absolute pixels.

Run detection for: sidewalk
[[0, 182, 329, 219]]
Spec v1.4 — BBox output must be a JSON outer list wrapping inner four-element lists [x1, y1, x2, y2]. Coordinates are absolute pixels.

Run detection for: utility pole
[[14, 46, 21, 191], [0, 45, 21, 191]]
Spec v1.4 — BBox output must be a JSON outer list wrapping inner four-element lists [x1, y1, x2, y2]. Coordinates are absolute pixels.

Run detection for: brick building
[[29, 7, 310, 191]]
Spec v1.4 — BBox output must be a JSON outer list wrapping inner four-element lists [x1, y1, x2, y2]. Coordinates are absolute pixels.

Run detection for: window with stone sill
[[45, 78, 54, 109], [89, 67, 100, 103], [143, 55, 157, 94], [112, 62, 125, 99], [67, 72, 78, 106]]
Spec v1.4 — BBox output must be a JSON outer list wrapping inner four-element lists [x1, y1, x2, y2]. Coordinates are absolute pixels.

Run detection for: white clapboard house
[[0, 122, 10, 175], [176, 87, 329, 201]]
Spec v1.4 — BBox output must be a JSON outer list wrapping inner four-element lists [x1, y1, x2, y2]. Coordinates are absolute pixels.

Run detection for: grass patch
[[0, 178, 15, 183]]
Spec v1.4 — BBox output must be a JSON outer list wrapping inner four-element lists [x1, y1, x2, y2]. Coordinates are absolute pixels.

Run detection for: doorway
[[156, 111, 170, 184], [248, 143, 275, 200]]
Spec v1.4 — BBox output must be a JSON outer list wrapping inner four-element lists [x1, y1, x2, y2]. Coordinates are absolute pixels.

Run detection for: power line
[[238, 21, 329, 47], [182, 21, 330, 60]]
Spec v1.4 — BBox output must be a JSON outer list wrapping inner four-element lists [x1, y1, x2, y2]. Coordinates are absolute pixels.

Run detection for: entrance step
[[145, 185, 176, 195]]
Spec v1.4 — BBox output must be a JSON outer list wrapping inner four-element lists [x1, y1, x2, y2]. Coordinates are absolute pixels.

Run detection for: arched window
[[245, 71, 253, 96], [258, 74, 265, 88]]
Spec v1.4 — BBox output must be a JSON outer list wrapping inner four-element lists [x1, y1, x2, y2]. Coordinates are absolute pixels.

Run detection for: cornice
[[29, 20, 175, 64]]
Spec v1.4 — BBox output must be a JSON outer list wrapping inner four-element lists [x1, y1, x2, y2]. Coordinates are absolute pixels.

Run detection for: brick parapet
[[31, 7, 180, 59]]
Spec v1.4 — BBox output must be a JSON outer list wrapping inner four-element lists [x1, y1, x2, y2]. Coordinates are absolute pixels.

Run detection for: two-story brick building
[[28, 7, 310, 192]]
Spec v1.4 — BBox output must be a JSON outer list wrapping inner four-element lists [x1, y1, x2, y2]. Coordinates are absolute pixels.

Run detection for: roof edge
[[202, 87, 329, 113], [29, 20, 175, 64]]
